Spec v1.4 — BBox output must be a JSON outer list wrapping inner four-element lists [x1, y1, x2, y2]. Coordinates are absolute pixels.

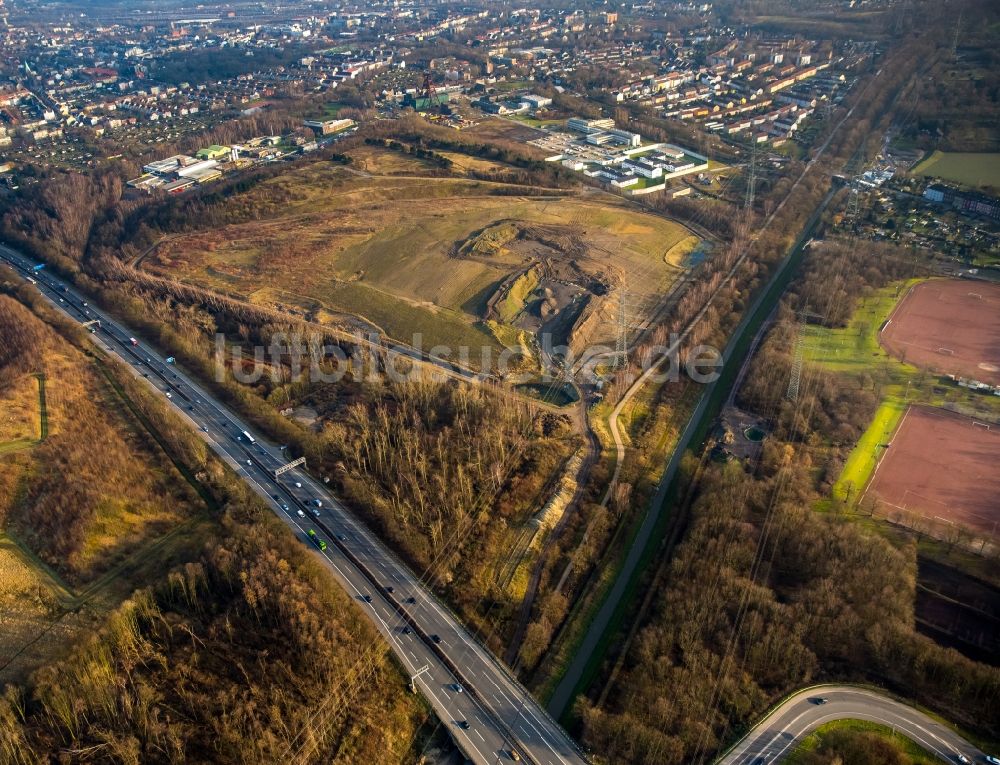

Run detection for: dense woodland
[[575, 20, 1000, 761], [580, 432, 1000, 764], [580, 193, 998, 765], [0, 507, 424, 765], [0, 298, 425, 764]]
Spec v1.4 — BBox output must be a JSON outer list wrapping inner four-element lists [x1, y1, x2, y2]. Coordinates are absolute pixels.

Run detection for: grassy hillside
[[1, 509, 427, 765], [140, 151, 691, 363], [0, 291, 427, 762], [0, 296, 200, 584]]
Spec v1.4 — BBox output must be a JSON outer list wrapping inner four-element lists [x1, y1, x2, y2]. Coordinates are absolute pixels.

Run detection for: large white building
[[567, 116, 616, 134]]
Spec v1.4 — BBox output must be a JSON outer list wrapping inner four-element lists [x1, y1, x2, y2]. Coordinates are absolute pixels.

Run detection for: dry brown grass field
[[1, 348, 193, 583], [142, 149, 694, 363], [0, 295, 210, 684], [0, 373, 40, 447]]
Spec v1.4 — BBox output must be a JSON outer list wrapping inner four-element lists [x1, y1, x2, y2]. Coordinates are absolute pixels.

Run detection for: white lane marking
[[1, 252, 574, 765]]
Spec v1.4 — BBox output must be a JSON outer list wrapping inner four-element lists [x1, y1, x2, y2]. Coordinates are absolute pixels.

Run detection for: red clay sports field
[[866, 406, 1000, 535], [880, 279, 1000, 386]]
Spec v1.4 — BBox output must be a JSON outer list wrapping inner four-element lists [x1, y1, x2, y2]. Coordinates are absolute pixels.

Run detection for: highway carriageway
[[0, 245, 589, 765]]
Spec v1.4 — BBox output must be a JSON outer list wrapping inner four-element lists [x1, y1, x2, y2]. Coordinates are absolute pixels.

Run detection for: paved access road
[[1, 245, 589, 765], [718, 685, 990, 765]]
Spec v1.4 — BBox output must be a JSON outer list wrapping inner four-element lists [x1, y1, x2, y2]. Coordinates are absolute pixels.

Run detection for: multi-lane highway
[[0, 244, 589, 765], [718, 685, 989, 765]]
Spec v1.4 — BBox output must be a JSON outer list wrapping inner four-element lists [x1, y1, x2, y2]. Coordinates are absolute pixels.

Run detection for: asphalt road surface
[[718, 685, 989, 765], [0, 245, 589, 765]]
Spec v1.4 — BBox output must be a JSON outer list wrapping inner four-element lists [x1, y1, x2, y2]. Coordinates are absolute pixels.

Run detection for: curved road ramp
[[717, 686, 987, 764]]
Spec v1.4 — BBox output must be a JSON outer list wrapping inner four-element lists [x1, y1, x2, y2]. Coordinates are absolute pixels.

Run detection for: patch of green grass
[[912, 150, 1000, 190], [803, 280, 920, 374], [508, 114, 562, 129], [834, 396, 907, 504], [324, 281, 502, 361], [785, 719, 939, 765], [497, 268, 540, 323], [808, 278, 1000, 506]]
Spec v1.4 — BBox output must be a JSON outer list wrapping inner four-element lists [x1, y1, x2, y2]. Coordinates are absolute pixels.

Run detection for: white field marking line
[[858, 405, 911, 508], [902, 489, 950, 512]]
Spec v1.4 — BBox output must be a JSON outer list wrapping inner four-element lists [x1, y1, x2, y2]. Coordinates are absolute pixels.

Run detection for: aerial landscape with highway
[[0, 0, 998, 763]]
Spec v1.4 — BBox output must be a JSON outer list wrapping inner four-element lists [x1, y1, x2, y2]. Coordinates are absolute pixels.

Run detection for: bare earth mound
[[867, 406, 1000, 535], [880, 279, 1000, 385]]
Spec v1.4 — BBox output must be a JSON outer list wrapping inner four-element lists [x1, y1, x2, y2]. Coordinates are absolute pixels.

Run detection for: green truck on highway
[[307, 529, 327, 551]]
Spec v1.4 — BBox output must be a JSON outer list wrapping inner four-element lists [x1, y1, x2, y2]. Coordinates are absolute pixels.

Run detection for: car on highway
[[402, 626, 412, 635], [362, 594, 373, 603], [280, 503, 289, 512], [985, 756, 1000, 765], [508, 751, 521, 762], [310, 508, 321, 518], [405, 596, 416, 604], [811, 697, 828, 705], [451, 684, 463, 693], [458, 720, 469, 730], [246, 459, 252, 466], [294, 481, 302, 488], [385, 586, 394, 594], [338, 534, 348, 542], [297, 509, 306, 518], [955, 755, 969, 764], [430, 634, 441, 644]]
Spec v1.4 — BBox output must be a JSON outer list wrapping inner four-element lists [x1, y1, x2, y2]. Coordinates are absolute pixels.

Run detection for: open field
[[880, 279, 1000, 385], [463, 117, 551, 154], [835, 396, 908, 505], [865, 406, 1000, 536], [912, 150, 1000, 189], [143, 155, 693, 365]]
